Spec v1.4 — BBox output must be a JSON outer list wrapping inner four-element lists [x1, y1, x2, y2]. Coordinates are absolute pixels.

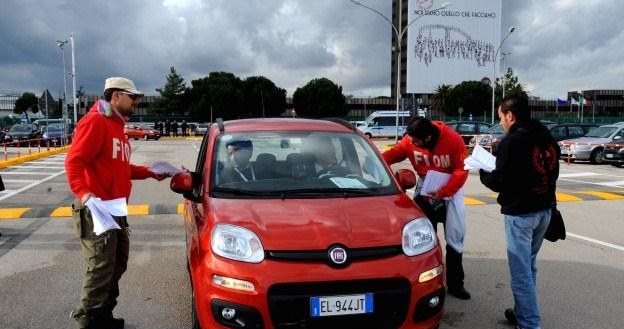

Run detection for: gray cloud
[[0, 0, 622, 100]]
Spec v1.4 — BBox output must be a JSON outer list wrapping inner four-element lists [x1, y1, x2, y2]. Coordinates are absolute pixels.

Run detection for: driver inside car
[[306, 136, 351, 178]]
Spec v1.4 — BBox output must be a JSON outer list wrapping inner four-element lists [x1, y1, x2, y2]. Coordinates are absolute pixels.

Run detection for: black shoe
[[104, 315, 125, 329], [504, 308, 518, 325], [447, 286, 471, 300]]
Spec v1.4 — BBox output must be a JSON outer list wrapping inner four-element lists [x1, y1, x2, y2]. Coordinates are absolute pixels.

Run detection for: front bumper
[[192, 248, 445, 329]]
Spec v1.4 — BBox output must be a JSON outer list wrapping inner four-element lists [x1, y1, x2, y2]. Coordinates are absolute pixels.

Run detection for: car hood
[[208, 194, 424, 250], [560, 137, 611, 144]]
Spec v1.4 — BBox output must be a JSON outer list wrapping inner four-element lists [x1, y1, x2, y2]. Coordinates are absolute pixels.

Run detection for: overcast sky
[[1, 0, 622, 99]]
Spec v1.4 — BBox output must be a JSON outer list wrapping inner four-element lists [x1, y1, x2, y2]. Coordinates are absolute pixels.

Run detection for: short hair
[[499, 95, 530, 122], [103, 88, 121, 102], [406, 116, 439, 141], [226, 139, 252, 150]]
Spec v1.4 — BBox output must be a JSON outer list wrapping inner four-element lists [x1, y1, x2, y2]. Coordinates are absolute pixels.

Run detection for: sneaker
[[447, 286, 471, 300], [504, 308, 518, 325]]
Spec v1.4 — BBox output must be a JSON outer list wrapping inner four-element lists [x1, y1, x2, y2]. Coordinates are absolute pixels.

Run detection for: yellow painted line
[[555, 192, 583, 202], [577, 191, 624, 200], [483, 193, 499, 198], [464, 197, 487, 205], [127, 204, 149, 215], [0, 208, 30, 219], [51, 207, 73, 217], [177, 203, 185, 214], [0, 146, 70, 169]]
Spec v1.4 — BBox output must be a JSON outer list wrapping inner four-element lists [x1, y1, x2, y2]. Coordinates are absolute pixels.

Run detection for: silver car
[[559, 122, 624, 163]]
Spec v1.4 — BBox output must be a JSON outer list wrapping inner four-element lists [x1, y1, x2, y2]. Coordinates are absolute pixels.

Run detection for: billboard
[[406, 0, 502, 93]]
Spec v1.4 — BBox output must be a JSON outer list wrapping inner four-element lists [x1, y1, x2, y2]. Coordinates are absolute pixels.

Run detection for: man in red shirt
[[66, 77, 167, 329], [383, 117, 471, 300]]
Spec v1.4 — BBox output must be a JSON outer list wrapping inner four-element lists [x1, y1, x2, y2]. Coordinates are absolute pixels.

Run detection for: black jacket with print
[[480, 119, 560, 215]]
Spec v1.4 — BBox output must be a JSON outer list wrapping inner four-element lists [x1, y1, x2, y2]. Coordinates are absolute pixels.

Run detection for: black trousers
[[414, 195, 465, 290]]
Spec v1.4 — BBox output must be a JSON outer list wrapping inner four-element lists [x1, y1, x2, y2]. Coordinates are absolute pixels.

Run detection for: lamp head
[[508, 26, 516, 33], [56, 40, 68, 48]]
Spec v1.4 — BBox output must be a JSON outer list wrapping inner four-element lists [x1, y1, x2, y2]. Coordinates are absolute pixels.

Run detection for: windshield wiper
[[211, 186, 267, 196]]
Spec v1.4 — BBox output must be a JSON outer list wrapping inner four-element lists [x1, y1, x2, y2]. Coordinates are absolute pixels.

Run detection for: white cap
[[104, 77, 144, 96]]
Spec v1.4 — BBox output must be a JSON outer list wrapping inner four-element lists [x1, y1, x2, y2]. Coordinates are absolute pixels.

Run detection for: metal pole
[[491, 27, 515, 124], [71, 33, 77, 124]]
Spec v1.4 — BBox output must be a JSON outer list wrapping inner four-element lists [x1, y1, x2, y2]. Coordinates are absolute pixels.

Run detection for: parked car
[[170, 118, 445, 329], [601, 141, 624, 167], [559, 122, 624, 163], [41, 123, 67, 146], [4, 124, 41, 144], [124, 124, 160, 140], [193, 123, 210, 136], [445, 121, 492, 145]]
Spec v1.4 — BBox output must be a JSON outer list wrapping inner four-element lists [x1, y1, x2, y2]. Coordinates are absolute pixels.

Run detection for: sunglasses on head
[[118, 91, 140, 100]]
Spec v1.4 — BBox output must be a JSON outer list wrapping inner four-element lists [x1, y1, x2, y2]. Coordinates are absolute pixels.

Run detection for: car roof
[[221, 118, 355, 133]]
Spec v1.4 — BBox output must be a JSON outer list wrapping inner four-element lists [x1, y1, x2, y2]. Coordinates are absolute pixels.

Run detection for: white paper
[[419, 170, 451, 196], [149, 161, 183, 176], [329, 177, 368, 189], [464, 145, 496, 172], [85, 197, 128, 235]]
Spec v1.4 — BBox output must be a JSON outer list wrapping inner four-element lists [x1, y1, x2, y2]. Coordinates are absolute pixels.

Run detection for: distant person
[[181, 120, 188, 137], [165, 120, 171, 137], [383, 117, 471, 300], [171, 120, 178, 137], [65, 77, 169, 329], [480, 95, 559, 329]]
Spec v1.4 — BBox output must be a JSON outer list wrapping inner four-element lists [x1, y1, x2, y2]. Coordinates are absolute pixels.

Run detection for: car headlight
[[211, 224, 264, 263], [479, 136, 491, 145], [402, 218, 437, 256]]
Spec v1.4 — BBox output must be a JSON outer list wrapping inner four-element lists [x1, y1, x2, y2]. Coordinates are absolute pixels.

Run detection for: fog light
[[212, 275, 255, 292], [221, 307, 236, 320], [428, 296, 440, 308], [418, 265, 443, 283]]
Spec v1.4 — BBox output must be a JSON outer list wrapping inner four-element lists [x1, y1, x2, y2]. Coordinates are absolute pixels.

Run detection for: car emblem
[[328, 246, 347, 265]]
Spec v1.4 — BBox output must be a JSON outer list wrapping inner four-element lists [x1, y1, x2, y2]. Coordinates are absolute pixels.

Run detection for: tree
[[14, 92, 39, 114], [293, 78, 347, 118], [242, 76, 286, 118], [186, 72, 244, 121], [432, 84, 453, 114], [444, 81, 492, 117], [154, 66, 187, 115], [496, 67, 528, 103]]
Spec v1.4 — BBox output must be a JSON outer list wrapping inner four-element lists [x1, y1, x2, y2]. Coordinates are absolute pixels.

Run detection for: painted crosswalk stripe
[[555, 192, 583, 202], [0, 172, 58, 175], [0, 208, 30, 220], [597, 181, 624, 188], [577, 191, 624, 200], [559, 172, 601, 178]]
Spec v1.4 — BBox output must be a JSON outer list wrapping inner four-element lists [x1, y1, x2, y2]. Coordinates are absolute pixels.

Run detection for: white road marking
[[568, 233, 624, 252], [559, 173, 601, 178], [2, 179, 38, 183], [596, 180, 624, 187], [10, 165, 65, 169], [0, 172, 58, 175], [0, 170, 66, 201]]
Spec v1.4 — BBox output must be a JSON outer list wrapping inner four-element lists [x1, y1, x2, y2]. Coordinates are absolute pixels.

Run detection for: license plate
[[310, 293, 373, 317], [605, 154, 614, 159]]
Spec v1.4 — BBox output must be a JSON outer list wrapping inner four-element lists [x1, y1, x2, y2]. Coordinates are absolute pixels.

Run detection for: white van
[[357, 111, 413, 138]]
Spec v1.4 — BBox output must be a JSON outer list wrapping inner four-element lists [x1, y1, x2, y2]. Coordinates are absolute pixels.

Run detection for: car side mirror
[[614, 135, 622, 140], [170, 171, 200, 201], [395, 169, 416, 190]]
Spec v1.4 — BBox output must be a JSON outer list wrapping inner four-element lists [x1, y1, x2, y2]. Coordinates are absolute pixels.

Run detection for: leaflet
[[85, 197, 128, 235], [464, 145, 496, 172], [419, 170, 451, 196], [149, 161, 183, 176]]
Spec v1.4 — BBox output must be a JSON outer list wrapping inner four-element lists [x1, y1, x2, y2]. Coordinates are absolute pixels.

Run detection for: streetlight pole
[[350, 0, 450, 142], [500, 52, 511, 99], [70, 33, 77, 125], [490, 26, 515, 124], [56, 40, 68, 123]]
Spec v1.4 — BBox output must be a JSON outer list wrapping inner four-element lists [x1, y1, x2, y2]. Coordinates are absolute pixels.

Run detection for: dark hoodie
[[480, 119, 559, 215]]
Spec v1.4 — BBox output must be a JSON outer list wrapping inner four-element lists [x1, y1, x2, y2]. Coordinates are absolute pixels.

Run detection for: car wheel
[[589, 148, 604, 164], [143, 134, 149, 141], [611, 163, 623, 168], [365, 133, 372, 139], [191, 289, 202, 329]]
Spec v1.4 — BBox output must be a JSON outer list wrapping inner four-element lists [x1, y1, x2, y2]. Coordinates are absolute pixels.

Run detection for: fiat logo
[[329, 247, 347, 265]]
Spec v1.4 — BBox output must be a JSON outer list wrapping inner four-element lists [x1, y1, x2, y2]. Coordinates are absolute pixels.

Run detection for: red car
[[124, 124, 160, 140], [170, 118, 445, 329]]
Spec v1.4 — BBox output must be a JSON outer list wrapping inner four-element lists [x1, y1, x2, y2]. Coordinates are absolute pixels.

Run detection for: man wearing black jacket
[[479, 95, 559, 329]]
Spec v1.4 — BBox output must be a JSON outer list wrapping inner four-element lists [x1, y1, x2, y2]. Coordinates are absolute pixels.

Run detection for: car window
[[488, 124, 504, 134], [550, 126, 567, 139], [456, 123, 475, 134], [614, 128, 624, 139], [567, 126, 584, 138], [211, 131, 397, 198], [477, 124, 490, 133], [585, 127, 616, 138]]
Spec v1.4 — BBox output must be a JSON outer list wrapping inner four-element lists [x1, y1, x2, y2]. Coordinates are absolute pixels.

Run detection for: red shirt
[[382, 121, 468, 198], [65, 101, 154, 201]]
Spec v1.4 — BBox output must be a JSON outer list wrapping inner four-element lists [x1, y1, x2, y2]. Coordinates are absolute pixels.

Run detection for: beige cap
[[104, 77, 144, 96]]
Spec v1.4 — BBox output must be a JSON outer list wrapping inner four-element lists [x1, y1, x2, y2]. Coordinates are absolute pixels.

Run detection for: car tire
[[590, 148, 604, 164], [191, 289, 202, 329], [143, 134, 148, 141]]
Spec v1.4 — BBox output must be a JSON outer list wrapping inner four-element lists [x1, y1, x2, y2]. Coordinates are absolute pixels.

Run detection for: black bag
[[544, 206, 566, 242]]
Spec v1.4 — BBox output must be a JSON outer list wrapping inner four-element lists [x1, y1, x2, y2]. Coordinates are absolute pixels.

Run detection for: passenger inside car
[[218, 139, 257, 183]]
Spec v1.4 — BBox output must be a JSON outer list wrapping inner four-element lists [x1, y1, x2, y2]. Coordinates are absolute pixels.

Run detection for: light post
[[56, 39, 69, 134], [500, 52, 511, 99], [350, 0, 451, 142], [490, 26, 515, 124], [70, 33, 77, 125]]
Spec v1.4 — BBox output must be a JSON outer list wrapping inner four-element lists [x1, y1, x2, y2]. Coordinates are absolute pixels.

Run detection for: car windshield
[[211, 131, 398, 198], [585, 126, 616, 138], [10, 125, 32, 132], [45, 124, 64, 132], [488, 124, 505, 134]]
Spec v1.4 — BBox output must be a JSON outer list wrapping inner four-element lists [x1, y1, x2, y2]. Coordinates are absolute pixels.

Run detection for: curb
[[0, 146, 70, 169]]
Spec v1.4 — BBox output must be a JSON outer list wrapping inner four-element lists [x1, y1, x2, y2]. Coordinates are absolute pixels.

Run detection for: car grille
[[267, 278, 410, 329], [266, 246, 402, 266]]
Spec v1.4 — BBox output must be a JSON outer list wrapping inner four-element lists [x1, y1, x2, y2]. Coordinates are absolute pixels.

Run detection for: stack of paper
[[149, 161, 183, 176], [464, 145, 496, 172], [85, 197, 128, 235], [420, 170, 451, 196]]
